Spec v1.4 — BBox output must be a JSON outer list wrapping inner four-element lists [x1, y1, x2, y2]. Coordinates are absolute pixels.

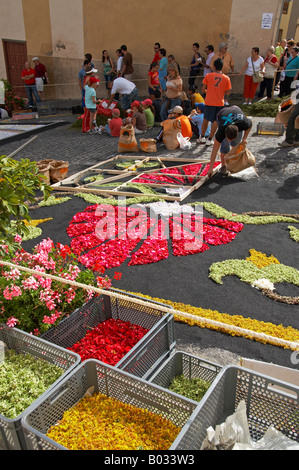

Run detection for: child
[[102, 108, 123, 137], [148, 62, 161, 101], [188, 85, 205, 108], [141, 98, 155, 129], [124, 101, 147, 134], [84, 77, 102, 134], [188, 102, 211, 139]]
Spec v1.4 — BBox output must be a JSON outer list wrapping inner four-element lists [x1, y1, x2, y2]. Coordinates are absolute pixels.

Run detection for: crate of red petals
[[0, 323, 80, 451], [41, 290, 175, 378], [21, 359, 199, 450]]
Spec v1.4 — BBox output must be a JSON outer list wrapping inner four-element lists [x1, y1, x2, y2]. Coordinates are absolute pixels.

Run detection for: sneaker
[[88, 128, 97, 134], [220, 165, 229, 175], [242, 102, 248, 105], [205, 139, 213, 146], [278, 140, 294, 147], [225, 101, 229, 106], [248, 102, 252, 105], [197, 137, 206, 144]]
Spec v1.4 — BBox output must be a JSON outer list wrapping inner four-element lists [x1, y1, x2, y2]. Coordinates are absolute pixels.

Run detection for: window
[[283, 1, 290, 15]]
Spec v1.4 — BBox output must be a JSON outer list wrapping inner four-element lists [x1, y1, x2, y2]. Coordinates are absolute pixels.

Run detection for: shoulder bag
[[251, 58, 264, 83]]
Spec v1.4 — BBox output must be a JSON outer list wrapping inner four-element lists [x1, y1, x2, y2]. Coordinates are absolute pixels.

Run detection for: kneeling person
[[208, 105, 252, 177]]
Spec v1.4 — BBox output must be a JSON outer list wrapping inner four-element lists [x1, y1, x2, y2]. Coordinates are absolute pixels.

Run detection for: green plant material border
[[209, 254, 299, 305], [289, 226, 299, 243], [194, 202, 299, 225]]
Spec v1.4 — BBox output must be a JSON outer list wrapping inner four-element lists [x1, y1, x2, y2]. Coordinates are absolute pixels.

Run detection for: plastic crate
[[41, 291, 175, 379], [21, 359, 201, 450], [147, 350, 222, 397], [0, 324, 80, 450], [257, 122, 285, 136], [170, 365, 299, 450]]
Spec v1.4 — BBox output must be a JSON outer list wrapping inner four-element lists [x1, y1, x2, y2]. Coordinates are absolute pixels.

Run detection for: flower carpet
[[2, 160, 298, 369]]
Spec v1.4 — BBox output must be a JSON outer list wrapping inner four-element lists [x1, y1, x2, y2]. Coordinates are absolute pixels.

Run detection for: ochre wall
[[82, 0, 233, 67]]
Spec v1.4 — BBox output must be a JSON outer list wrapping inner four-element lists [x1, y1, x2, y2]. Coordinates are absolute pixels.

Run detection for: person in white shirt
[[203, 45, 215, 77], [107, 77, 139, 110], [116, 49, 124, 77]]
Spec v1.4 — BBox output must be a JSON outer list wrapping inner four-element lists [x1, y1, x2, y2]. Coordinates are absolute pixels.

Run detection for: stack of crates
[[0, 324, 80, 450], [42, 291, 176, 379]]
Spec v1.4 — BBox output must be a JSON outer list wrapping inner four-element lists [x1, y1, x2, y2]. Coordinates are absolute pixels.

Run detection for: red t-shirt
[[148, 70, 160, 87], [35, 62, 47, 78], [109, 117, 123, 137], [152, 52, 160, 64], [21, 68, 36, 85], [202, 72, 232, 107]]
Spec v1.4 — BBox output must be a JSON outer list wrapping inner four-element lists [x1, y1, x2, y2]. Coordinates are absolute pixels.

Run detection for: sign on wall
[[261, 13, 273, 29]]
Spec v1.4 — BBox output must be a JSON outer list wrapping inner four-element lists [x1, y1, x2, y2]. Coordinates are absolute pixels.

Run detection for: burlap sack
[[36, 159, 69, 184], [36, 161, 51, 185], [118, 124, 139, 153], [162, 119, 181, 150], [139, 138, 157, 153], [275, 97, 294, 125], [225, 143, 256, 174]]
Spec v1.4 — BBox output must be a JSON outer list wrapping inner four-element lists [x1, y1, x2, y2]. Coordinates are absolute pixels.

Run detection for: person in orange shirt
[[170, 105, 193, 139], [198, 58, 231, 145]]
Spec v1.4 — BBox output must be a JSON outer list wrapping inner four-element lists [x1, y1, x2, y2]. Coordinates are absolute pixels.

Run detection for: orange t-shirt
[[176, 115, 192, 139], [202, 72, 231, 107]]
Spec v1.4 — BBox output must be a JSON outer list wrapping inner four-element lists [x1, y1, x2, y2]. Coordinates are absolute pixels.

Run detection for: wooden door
[[3, 40, 28, 97]]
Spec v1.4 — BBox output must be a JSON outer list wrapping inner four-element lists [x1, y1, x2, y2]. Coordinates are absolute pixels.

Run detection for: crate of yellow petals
[[21, 359, 201, 450]]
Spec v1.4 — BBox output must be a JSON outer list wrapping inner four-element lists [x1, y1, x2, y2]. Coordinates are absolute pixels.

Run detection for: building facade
[[1, 0, 285, 100]]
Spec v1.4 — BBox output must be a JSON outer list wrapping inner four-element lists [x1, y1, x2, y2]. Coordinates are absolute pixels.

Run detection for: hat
[[32, 57, 39, 61], [89, 77, 100, 84], [86, 67, 98, 74], [141, 99, 152, 107], [112, 108, 120, 116], [218, 42, 228, 50], [194, 102, 205, 112], [171, 105, 183, 114], [131, 100, 140, 108]]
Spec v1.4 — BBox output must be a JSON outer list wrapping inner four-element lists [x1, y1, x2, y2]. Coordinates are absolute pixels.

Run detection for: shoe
[[248, 102, 252, 105], [225, 101, 229, 106], [220, 165, 229, 176], [205, 139, 213, 146], [197, 137, 206, 144], [278, 140, 294, 147], [242, 102, 248, 105], [88, 128, 97, 134]]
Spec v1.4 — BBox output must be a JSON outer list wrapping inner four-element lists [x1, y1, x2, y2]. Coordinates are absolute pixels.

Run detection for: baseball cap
[[32, 57, 39, 61], [141, 99, 153, 107], [89, 77, 100, 84], [112, 108, 120, 116], [194, 102, 205, 112], [131, 100, 140, 107], [171, 105, 183, 114], [86, 67, 98, 74]]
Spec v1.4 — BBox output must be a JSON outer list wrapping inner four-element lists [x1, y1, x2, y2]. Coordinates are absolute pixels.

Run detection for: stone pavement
[[1, 107, 298, 185]]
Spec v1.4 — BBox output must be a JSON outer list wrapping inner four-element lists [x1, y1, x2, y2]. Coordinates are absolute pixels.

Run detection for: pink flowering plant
[[0, 237, 117, 335]]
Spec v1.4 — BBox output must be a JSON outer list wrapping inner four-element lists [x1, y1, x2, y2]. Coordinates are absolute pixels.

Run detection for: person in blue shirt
[[158, 48, 168, 92], [84, 77, 102, 134], [279, 46, 299, 97], [188, 103, 211, 138], [78, 59, 91, 108]]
